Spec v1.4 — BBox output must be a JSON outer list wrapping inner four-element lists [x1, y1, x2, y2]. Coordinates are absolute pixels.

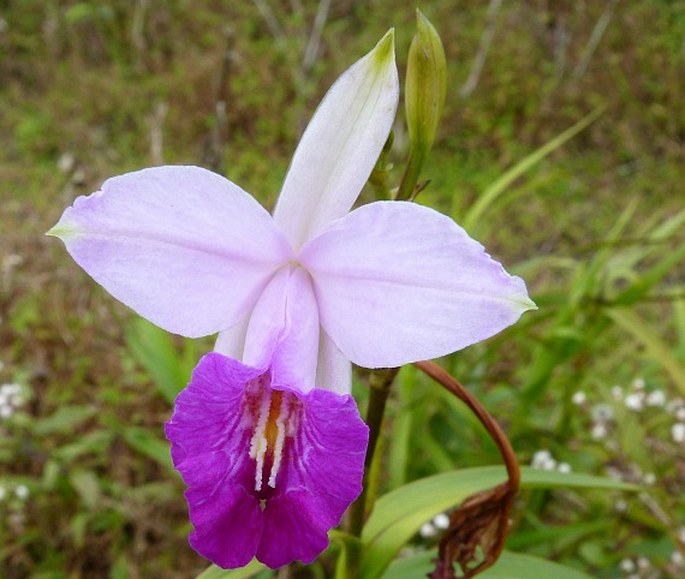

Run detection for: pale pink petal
[[243, 267, 320, 393], [316, 331, 352, 394], [273, 30, 399, 249], [299, 201, 536, 368], [49, 166, 292, 338], [213, 314, 250, 359]]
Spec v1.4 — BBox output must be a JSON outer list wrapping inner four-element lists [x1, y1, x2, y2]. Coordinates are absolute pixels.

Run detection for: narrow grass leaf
[[126, 318, 193, 404], [463, 107, 604, 232], [607, 308, 685, 396], [613, 239, 685, 305], [381, 549, 593, 579], [33, 405, 96, 436]]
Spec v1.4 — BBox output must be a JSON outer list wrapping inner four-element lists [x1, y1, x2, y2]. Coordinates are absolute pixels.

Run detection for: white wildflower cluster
[[0, 482, 30, 503], [419, 512, 451, 539], [0, 382, 24, 420], [587, 378, 685, 447], [666, 398, 685, 444], [0, 481, 31, 536], [606, 463, 659, 487], [621, 378, 666, 413], [530, 449, 572, 473], [589, 394, 615, 441], [619, 555, 655, 579]]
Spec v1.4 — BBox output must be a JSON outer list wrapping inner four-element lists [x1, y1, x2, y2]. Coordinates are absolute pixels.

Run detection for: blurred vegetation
[[1, 0, 684, 577]]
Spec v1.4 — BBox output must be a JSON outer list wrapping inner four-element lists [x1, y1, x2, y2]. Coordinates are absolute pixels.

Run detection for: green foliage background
[[1, 0, 684, 577]]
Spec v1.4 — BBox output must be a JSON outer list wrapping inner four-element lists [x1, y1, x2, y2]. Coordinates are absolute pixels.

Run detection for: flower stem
[[414, 361, 520, 578], [396, 150, 425, 201], [346, 367, 399, 578], [413, 361, 519, 487]]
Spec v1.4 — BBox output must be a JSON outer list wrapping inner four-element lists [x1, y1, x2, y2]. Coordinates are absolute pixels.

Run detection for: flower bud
[[405, 10, 446, 158]]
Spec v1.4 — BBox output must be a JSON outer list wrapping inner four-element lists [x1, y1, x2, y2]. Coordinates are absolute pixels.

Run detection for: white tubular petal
[[243, 267, 321, 392], [214, 315, 250, 359], [273, 30, 399, 249], [316, 331, 352, 394]]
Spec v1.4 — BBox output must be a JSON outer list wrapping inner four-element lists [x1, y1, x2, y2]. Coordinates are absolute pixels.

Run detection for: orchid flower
[[49, 31, 534, 569]]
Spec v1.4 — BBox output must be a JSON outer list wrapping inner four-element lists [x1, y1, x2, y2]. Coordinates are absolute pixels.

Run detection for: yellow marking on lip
[[264, 390, 283, 453]]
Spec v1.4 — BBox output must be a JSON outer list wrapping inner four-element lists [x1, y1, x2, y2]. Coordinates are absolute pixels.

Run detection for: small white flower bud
[[571, 391, 586, 405], [646, 390, 666, 407], [419, 522, 437, 538], [433, 513, 450, 530], [672, 423, 685, 443], [614, 499, 628, 512], [531, 450, 553, 469], [624, 393, 644, 411], [591, 423, 607, 440], [591, 404, 614, 423], [632, 378, 645, 390]]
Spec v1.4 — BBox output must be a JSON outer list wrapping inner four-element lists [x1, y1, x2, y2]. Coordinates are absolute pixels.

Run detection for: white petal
[[316, 331, 353, 394], [300, 201, 535, 368], [50, 166, 292, 338], [214, 315, 250, 359], [273, 30, 399, 249]]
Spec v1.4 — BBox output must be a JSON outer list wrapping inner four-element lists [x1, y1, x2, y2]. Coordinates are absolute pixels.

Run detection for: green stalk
[[395, 149, 426, 201], [346, 367, 400, 578]]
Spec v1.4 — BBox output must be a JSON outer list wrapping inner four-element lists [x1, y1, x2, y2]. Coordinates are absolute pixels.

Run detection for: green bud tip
[[371, 28, 395, 70]]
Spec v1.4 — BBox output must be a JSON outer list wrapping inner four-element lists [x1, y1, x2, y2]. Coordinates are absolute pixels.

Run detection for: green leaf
[[361, 466, 638, 579], [381, 549, 593, 579], [33, 405, 96, 436], [121, 426, 173, 472], [54, 429, 113, 463], [125, 318, 196, 404], [196, 560, 268, 579], [69, 469, 101, 509], [519, 467, 640, 491]]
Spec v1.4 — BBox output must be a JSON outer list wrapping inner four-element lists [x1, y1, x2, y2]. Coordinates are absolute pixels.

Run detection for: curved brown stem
[[413, 360, 520, 578]]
